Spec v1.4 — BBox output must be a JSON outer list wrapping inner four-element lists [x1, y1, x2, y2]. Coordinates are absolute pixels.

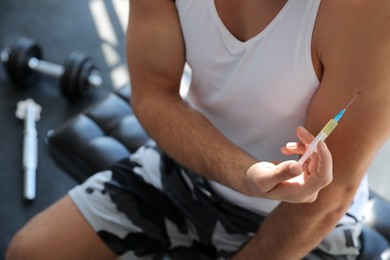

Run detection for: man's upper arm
[[126, 0, 185, 100], [306, 1, 390, 205]]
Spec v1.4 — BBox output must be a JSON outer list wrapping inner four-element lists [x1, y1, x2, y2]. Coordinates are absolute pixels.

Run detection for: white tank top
[[176, 0, 368, 223]]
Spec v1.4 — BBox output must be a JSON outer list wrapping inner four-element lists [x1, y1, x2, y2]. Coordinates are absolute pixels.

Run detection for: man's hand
[[245, 126, 333, 203]]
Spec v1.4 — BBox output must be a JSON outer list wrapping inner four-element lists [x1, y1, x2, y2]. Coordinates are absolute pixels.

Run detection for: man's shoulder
[[317, 0, 390, 37], [318, 0, 390, 17], [314, 0, 390, 63]]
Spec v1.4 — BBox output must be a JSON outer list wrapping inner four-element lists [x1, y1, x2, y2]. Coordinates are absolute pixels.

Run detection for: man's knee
[[6, 228, 38, 260]]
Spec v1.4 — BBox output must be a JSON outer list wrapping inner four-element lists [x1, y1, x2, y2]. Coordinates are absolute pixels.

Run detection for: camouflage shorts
[[69, 143, 361, 259]]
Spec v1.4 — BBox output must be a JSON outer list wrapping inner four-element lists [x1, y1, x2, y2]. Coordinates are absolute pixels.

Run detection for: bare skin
[[6, 0, 390, 259], [6, 197, 117, 260]]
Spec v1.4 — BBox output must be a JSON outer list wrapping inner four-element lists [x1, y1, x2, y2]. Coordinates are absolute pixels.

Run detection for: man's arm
[[126, 0, 331, 202], [127, 0, 257, 195], [233, 1, 390, 259]]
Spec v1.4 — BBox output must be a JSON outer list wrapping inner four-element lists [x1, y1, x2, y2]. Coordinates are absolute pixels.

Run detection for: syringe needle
[[334, 92, 360, 122], [344, 92, 360, 110], [298, 92, 360, 165]]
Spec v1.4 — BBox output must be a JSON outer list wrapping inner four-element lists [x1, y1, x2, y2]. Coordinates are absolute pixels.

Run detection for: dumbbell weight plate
[[60, 51, 97, 100], [4, 37, 42, 86]]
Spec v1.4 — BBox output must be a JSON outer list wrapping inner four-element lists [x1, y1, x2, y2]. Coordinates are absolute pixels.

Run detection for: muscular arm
[[233, 1, 390, 259], [126, 0, 387, 258], [127, 0, 258, 195], [127, 0, 328, 201]]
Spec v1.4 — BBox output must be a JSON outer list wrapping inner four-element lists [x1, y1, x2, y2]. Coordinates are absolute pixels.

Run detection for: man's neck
[[214, 0, 288, 42]]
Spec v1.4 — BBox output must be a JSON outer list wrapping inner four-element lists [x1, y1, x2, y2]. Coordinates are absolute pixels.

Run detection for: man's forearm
[[232, 201, 345, 260], [131, 90, 258, 195]]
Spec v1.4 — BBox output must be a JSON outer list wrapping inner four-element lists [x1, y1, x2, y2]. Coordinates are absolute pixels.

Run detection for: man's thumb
[[275, 161, 303, 182]]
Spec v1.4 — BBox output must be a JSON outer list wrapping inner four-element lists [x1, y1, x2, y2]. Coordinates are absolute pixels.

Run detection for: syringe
[[297, 93, 359, 165]]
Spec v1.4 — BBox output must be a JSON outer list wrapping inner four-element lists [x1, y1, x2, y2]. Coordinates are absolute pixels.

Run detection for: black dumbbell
[[0, 37, 102, 100]]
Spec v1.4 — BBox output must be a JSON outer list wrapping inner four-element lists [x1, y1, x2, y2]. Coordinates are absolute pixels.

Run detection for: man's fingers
[[247, 161, 304, 194], [281, 126, 316, 156], [316, 141, 333, 183], [248, 137, 332, 203], [270, 142, 333, 203], [267, 177, 320, 203], [281, 142, 306, 155], [296, 126, 315, 145], [273, 161, 303, 184]]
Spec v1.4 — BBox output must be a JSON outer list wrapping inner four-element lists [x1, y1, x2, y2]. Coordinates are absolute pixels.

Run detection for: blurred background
[[0, 0, 389, 257]]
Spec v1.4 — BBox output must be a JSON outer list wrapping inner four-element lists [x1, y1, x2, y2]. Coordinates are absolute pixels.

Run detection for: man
[[7, 0, 390, 259]]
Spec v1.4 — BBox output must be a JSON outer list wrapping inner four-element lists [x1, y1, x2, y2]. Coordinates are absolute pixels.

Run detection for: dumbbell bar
[[0, 37, 102, 100]]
